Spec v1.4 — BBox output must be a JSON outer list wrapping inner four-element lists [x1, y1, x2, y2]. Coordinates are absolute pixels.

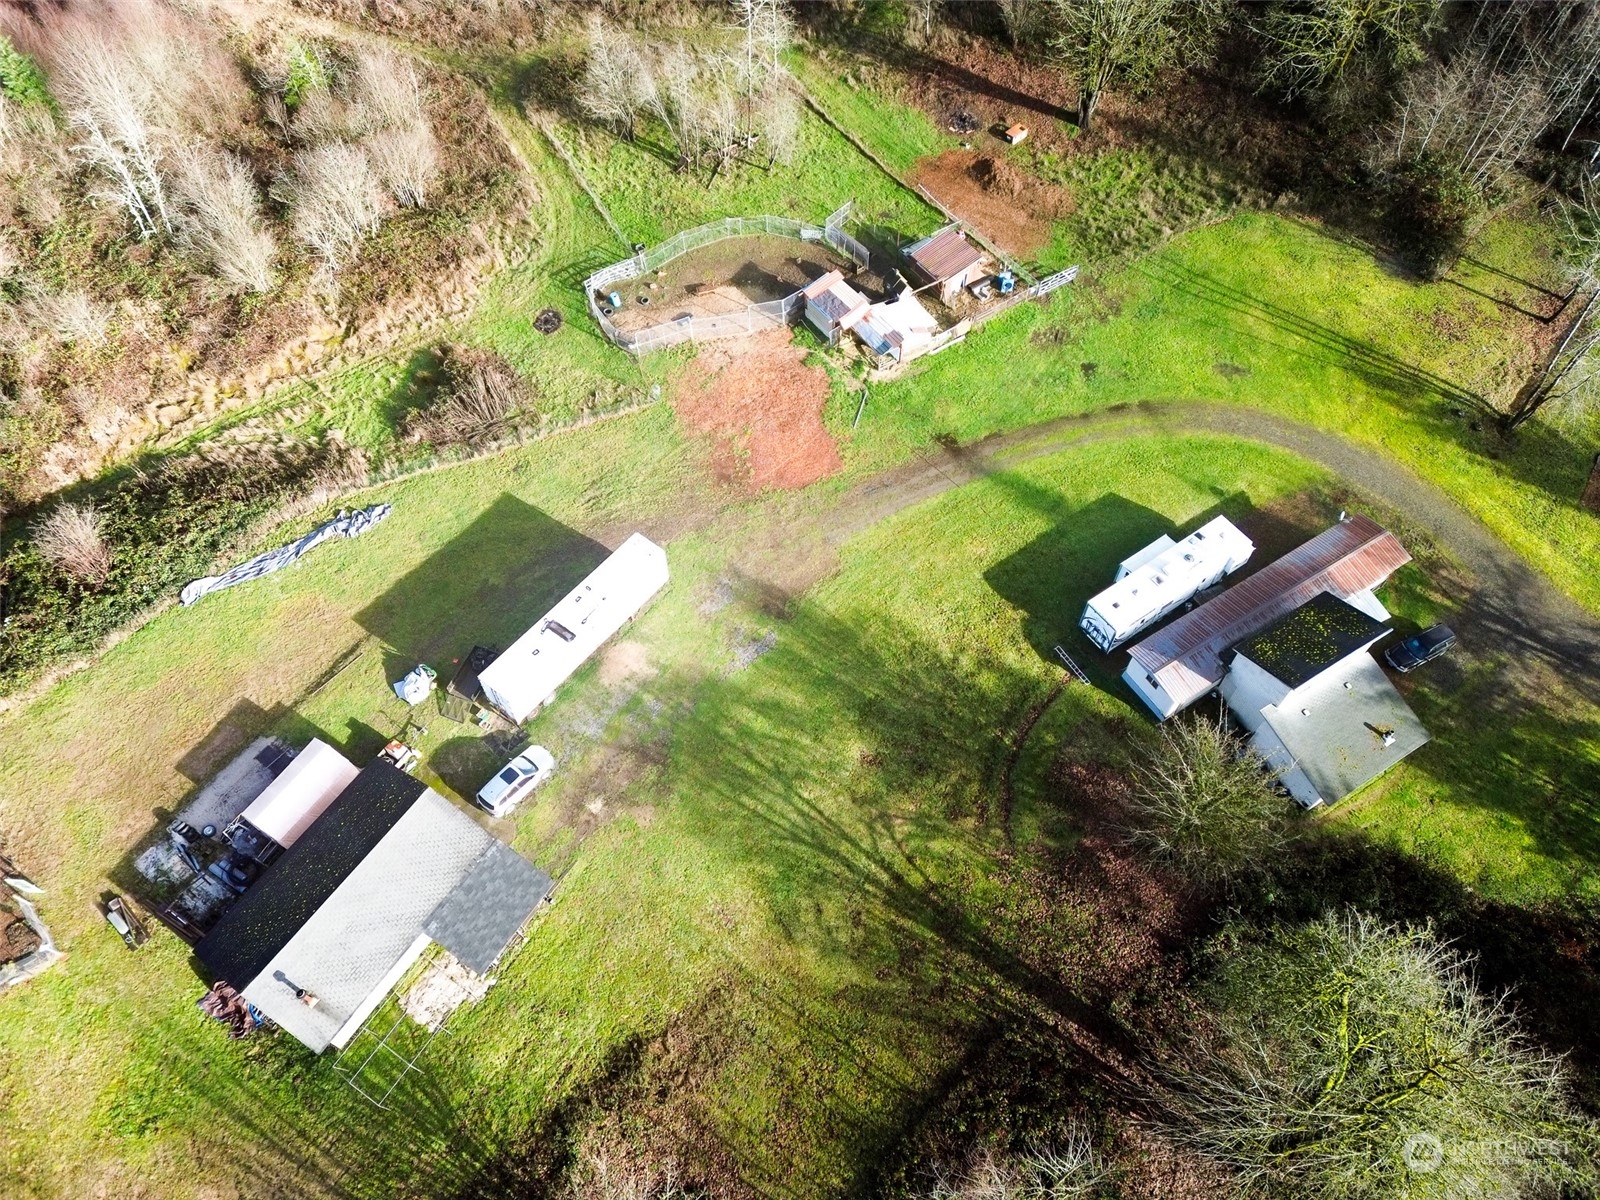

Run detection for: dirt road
[[818, 401, 1600, 699]]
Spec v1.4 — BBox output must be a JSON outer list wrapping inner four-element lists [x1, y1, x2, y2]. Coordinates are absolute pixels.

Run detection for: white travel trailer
[[477, 533, 669, 723], [1078, 516, 1254, 652]]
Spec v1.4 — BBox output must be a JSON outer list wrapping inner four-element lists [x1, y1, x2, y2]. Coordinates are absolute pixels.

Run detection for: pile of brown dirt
[[970, 154, 1026, 198], [911, 149, 1072, 257], [675, 331, 841, 493]]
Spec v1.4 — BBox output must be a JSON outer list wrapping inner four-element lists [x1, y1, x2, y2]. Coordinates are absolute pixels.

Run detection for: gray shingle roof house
[[1124, 514, 1411, 719], [1220, 592, 1430, 808], [195, 759, 551, 1053]]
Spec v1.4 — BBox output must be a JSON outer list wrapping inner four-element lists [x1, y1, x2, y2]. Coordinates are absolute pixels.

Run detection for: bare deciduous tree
[[1159, 911, 1597, 1199], [924, 1134, 1113, 1199], [1256, 0, 1442, 103], [34, 501, 111, 584], [1124, 712, 1288, 882], [1371, 48, 1550, 194], [1504, 174, 1600, 430], [25, 289, 113, 346], [50, 22, 171, 236], [1044, 0, 1216, 134], [366, 121, 437, 208], [997, 0, 1052, 51], [171, 147, 275, 293], [275, 142, 386, 268], [579, 11, 651, 140]]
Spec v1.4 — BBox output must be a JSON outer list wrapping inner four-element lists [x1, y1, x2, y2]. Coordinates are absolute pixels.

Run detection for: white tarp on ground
[[0, 895, 62, 992], [238, 739, 360, 848], [478, 533, 669, 723], [181, 504, 392, 606]]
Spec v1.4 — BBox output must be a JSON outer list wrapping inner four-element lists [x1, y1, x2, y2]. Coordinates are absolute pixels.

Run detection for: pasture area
[[2, 409, 1598, 1197], [2, 38, 1599, 1200]]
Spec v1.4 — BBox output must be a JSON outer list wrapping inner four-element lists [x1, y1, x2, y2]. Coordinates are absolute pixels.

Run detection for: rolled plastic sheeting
[[181, 504, 393, 606]]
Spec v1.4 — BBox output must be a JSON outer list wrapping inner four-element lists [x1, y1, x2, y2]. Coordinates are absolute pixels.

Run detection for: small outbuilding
[[905, 224, 990, 303], [801, 270, 871, 344], [854, 290, 941, 362]]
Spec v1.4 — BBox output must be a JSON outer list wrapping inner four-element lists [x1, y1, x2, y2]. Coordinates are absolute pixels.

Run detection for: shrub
[[24, 290, 112, 346], [1124, 712, 1289, 882], [0, 35, 53, 110], [0, 442, 347, 694], [403, 345, 531, 449], [924, 1136, 1114, 1199], [171, 147, 276, 293], [276, 142, 386, 267], [366, 121, 437, 208], [32, 501, 110, 584], [1383, 155, 1481, 281]]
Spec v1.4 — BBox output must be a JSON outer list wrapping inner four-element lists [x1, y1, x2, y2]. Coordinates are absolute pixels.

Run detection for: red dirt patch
[[911, 149, 1071, 257], [675, 331, 841, 493]]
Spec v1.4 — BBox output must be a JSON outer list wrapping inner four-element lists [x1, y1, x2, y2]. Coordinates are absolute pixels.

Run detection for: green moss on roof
[[1230, 591, 1386, 688]]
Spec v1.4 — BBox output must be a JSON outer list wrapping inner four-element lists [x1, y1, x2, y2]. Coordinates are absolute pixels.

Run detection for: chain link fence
[[585, 213, 870, 356]]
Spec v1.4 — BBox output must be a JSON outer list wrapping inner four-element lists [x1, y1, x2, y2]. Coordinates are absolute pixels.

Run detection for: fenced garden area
[[583, 209, 871, 355]]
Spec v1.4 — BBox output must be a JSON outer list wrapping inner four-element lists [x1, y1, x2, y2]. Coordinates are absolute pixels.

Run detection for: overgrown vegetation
[[1160, 911, 1598, 1198], [0, 439, 354, 694], [1124, 713, 1291, 883], [402, 344, 534, 450]]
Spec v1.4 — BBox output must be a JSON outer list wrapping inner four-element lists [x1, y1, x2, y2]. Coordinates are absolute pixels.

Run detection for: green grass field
[[3, 37, 1600, 1200]]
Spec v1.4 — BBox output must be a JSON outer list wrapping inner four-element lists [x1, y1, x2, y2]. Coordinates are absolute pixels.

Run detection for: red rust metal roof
[[1126, 515, 1411, 711], [907, 225, 987, 281]]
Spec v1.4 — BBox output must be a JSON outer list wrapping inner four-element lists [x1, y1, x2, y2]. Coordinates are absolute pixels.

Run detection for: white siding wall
[[1219, 655, 1292, 732]]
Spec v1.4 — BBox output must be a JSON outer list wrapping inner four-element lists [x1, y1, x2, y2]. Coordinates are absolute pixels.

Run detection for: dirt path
[[797, 401, 1600, 700]]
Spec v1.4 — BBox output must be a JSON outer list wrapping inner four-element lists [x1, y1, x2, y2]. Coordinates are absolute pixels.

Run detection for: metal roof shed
[[477, 533, 669, 724]]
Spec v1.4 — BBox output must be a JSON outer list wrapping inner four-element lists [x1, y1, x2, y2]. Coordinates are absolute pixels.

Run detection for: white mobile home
[[477, 533, 668, 723], [1079, 517, 1253, 652]]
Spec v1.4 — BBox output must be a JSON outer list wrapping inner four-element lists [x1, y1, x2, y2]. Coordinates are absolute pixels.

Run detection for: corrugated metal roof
[[907, 225, 986, 281], [1127, 516, 1410, 711]]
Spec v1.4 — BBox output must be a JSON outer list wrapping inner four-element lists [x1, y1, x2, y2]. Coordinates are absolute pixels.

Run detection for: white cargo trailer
[[478, 533, 669, 723], [1079, 516, 1253, 652]]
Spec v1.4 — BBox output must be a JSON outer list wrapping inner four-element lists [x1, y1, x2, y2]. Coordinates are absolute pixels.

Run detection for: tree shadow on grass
[[1141, 257, 1600, 519]]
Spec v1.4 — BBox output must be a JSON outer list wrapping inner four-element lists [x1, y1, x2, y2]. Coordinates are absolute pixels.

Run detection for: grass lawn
[[3, 415, 1596, 1197], [4, 38, 1599, 1200]]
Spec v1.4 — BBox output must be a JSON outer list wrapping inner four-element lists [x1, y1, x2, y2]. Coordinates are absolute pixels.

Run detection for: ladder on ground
[[1053, 645, 1091, 685]]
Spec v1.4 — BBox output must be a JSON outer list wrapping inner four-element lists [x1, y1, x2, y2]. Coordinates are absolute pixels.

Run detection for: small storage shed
[[234, 739, 359, 850], [905, 225, 990, 303], [855, 291, 940, 361], [801, 270, 870, 343], [1079, 516, 1254, 651], [477, 533, 669, 724]]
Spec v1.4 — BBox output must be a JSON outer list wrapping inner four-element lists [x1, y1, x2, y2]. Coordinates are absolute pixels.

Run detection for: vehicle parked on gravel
[[1384, 624, 1457, 673]]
